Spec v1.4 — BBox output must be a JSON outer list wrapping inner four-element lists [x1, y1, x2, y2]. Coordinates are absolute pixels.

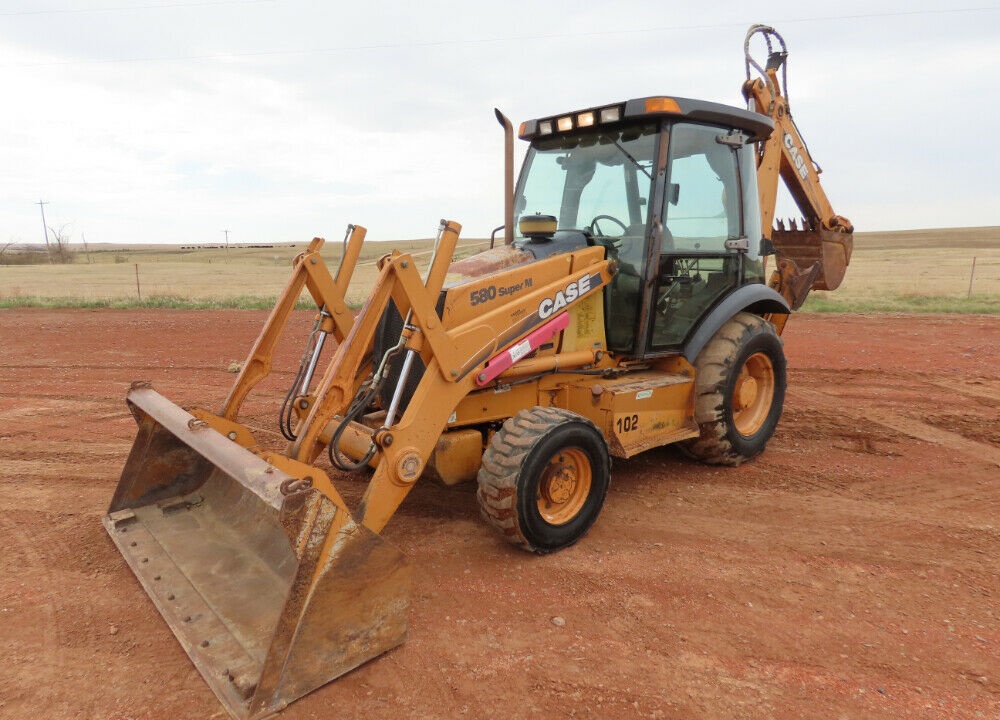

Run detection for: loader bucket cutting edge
[[102, 386, 410, 720]]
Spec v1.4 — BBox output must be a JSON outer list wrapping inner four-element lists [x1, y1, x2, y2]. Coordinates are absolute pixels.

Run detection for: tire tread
[[681, 312, 786, 466], [477, 406, 607, 552]]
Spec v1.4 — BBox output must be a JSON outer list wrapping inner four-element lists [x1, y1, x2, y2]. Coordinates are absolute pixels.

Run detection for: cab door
[[648, 122, 756, 350]]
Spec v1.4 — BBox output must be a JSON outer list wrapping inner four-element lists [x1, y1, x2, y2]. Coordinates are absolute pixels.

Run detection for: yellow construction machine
[[104, 25, 851, 719]]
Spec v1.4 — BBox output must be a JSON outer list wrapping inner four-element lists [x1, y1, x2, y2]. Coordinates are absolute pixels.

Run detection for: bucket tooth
[[769, 211, 853, 294], [103, 385, 411, 720], [108, 509, 137, 529]]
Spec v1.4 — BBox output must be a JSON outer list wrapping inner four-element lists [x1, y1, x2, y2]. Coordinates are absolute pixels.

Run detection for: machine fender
[[683, 284, 789, 363]]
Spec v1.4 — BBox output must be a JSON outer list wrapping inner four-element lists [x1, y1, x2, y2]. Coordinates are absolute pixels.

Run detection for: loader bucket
[[102, 385, 410, 720], [771, 225, 853, 291]]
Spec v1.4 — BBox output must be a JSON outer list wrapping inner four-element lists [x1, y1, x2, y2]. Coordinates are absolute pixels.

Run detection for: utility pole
[[36, 200, 53, 262], [223, 229, 230, 263]]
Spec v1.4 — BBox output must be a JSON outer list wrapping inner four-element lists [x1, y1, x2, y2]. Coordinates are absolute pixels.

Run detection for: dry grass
[[0, 237, 492, 307], [803, 226, 999, 311], [1, 227, 997, 311]]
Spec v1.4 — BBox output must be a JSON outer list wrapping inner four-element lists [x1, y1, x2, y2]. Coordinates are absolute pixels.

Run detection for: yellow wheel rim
[[732, 351, 776, 437], [536, 447, 592, 526]]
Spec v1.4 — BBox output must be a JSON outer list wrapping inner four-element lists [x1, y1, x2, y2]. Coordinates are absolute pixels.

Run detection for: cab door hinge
[[725, 237, 750, 251]]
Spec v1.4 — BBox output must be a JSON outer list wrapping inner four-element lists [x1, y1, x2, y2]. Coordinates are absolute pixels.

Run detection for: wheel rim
[[732, 351, 776, 437], [536, 447, 592, 526]]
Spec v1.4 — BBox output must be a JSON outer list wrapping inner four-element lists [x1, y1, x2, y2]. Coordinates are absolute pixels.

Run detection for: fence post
[[967, 257, 977, 299], [135, 263, 141, 301]]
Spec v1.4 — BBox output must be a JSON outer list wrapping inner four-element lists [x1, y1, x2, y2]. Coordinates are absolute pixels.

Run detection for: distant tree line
[[2, 225, 79, 265]]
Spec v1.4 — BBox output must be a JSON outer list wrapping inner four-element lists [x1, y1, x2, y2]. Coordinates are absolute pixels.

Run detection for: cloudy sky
[[1, 0, 997, 246]]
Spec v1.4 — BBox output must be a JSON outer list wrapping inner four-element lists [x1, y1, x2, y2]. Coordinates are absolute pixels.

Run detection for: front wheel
[[681, 312, 787, 466], [477, 407, 611, 553]]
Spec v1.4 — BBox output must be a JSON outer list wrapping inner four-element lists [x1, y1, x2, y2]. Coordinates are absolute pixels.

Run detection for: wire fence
[[830, 251, 999, 300], [1, 246, 997, 305]]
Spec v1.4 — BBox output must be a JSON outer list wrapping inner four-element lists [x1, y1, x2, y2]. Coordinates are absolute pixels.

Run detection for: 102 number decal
[[616, 414, 639, 433]]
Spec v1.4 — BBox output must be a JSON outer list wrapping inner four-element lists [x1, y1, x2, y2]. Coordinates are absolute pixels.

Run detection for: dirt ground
[[1, 309, 998, 720]]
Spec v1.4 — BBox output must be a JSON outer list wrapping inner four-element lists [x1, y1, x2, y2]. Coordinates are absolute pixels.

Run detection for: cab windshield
[[515, 124, 658, 245], [515, 124, 658, 353]]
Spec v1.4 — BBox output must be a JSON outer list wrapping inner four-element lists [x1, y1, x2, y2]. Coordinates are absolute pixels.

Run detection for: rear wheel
[[477, 407, 610, 553], [681, 312, 786, 466]]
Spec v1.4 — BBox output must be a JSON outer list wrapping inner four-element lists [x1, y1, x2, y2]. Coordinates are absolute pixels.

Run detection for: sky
[[0, 0, 998, 246]]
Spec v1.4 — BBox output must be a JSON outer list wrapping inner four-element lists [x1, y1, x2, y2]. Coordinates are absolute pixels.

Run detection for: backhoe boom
[[743, 24, 854, 308]]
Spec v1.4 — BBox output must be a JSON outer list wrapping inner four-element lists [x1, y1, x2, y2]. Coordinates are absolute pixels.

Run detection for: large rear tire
[[477, 407, 611, 553], [681, 312, 786, 466]]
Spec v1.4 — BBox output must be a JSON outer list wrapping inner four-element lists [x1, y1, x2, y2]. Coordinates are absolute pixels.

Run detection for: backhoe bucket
[[102, 386, 410, 720], [771, 225, 853, 291]]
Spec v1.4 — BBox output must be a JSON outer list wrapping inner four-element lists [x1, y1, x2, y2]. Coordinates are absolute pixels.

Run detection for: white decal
[[783, 133, 809, 181], [538, 274, 593, 320], [635, 390, 653, 400], [509, 339, 533, 363]]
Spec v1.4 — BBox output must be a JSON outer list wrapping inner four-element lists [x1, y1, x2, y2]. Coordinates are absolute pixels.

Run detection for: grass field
[[801, 226, 999, 313], [1, 227, 997, 312], [0, 236, 490, 308]]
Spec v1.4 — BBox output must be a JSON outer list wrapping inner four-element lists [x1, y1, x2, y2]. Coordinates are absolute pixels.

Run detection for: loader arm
[[290, 225, 614, 533], [222, 226, 366, 420], [742, 24, 853, 311]]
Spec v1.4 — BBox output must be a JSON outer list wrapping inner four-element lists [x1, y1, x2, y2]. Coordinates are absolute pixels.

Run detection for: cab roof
[[519, 96, 774, 143]]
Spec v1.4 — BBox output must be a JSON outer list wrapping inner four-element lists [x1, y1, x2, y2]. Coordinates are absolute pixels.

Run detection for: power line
[[2, 5, 998, 69], [0, 0, 275, 17]]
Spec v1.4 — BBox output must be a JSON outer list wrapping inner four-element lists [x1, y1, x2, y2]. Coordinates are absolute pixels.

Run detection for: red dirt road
[[1, 310, 998, 720]]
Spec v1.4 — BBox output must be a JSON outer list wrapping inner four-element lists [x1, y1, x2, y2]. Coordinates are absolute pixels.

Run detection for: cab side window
[[663, 123, 741, 251]]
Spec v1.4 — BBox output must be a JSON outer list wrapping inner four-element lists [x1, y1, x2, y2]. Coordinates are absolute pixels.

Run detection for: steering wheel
[[589, 214, 628, 237]]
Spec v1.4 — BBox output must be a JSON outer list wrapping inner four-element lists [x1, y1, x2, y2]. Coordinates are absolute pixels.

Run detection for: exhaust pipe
[[494, 108, 514, 246]]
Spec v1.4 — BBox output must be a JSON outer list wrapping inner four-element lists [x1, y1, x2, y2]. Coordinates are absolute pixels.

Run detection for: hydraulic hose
[[328, 379, 382, 471], [279, 363, 308, 441], [327, 321, 410, 472]]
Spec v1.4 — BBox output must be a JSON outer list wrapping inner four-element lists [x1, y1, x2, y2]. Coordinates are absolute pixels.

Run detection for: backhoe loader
[[104, 25, 851, 719]]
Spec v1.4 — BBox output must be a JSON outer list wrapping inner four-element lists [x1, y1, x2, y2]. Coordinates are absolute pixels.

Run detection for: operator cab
[[514, 96, 773, 358]]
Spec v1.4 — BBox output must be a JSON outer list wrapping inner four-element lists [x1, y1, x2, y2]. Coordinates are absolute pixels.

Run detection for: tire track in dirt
[[2, 458, 110, 482], [862, 407, 1000, 466], [928, 378, 1000, 404], [0, 514, 66, 711], [1, 363, 233, 371], [788, 386, 1000, 467], [2, 439, 127, 457], [0, 397, 117, 420]]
